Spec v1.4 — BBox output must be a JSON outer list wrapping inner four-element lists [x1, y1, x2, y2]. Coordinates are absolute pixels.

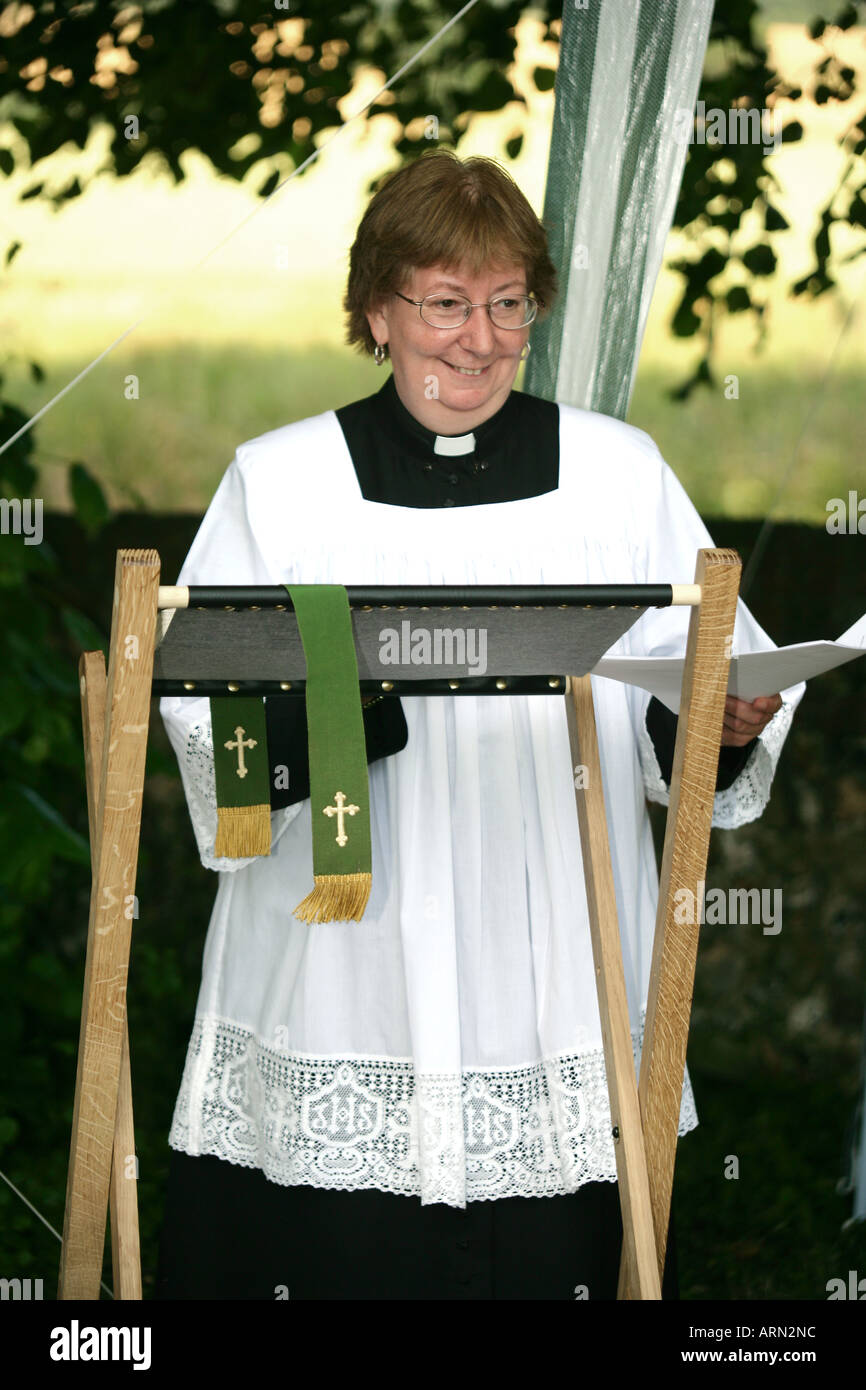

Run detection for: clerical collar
[[335, 368, 560, 508], [379, 372, 512, 458]]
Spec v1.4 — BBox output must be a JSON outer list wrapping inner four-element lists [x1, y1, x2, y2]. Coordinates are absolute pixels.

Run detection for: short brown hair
[[344, 149, 558, 357]]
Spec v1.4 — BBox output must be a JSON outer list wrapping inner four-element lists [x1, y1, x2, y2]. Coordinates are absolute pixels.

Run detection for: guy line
[[0, 1166, 114, 1299]]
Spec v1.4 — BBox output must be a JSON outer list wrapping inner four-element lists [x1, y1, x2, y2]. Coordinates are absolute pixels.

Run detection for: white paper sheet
[[593, 613, 866, 715]]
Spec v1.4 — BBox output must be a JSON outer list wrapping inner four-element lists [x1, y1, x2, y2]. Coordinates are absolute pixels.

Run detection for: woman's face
[[366, 260, 531, 434]]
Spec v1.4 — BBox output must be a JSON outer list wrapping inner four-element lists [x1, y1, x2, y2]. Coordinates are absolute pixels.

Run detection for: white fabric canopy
[[160, 403, 803, 1207]]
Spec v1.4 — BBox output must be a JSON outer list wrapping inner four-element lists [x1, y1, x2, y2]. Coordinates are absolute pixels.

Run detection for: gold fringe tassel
[[214, 803, 272, 858], [293, 872, 372, 924]]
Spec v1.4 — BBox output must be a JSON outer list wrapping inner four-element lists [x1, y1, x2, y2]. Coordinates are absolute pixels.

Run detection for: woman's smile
[[442, 359, 492, 376]]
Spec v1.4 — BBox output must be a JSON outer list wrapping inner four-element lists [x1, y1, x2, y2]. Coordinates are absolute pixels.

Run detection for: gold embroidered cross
[[323, 790, 360, 847], [225, 725, 257, 779]]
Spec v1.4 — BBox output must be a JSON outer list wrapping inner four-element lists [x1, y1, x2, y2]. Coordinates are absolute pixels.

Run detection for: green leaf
[[67, 462, 109, 537], [60, 606, 107, 656], [0, 1116, 20, 1152], [764, 205, 788, 232], [726, 285, 751, 313], [0, 678, 32, 737], [741, 244, 776, 276], [258, 169, 280, 198], [532, 66, 556, 93], [672, 301, 701, 337]]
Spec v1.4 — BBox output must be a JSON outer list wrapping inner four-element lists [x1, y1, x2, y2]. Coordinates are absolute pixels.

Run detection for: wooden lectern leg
[[78, 650, 143, 1300], [565, 674, 661, 1300], [617, 548, 741, 1299], [59, 551, 159, 1300]]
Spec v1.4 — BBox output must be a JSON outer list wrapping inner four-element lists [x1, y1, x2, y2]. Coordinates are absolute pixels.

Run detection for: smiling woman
[[156, 148, 797, 1302], [345, 151, 557, 432]]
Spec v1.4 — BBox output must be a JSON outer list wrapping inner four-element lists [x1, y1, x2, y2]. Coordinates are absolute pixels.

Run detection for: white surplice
[[160, 402, 803, 1207]]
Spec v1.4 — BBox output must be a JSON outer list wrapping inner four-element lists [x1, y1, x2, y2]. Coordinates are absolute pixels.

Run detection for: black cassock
[[156, 376, 752, 1300]]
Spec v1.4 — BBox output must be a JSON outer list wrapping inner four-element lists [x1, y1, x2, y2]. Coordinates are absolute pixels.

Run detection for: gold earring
[[520, 341, 532, 361], [373, 343, 386, 366]]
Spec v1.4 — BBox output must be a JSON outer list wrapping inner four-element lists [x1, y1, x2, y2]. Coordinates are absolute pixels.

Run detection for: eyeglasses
[[394, 290, 538, 330]]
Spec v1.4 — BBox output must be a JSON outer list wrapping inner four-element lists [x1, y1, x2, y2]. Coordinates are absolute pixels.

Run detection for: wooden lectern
[[58, 546, 740, 1301]]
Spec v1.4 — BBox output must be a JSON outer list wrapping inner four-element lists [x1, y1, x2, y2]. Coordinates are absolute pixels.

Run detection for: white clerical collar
[[433, 431, 476, 457]]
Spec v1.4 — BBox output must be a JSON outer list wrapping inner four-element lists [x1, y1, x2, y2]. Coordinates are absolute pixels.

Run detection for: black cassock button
[[479, 460, 489, 470], [443, 497, 456, 507], [448, 473, 459, 485], [423, 463, 433, 472]]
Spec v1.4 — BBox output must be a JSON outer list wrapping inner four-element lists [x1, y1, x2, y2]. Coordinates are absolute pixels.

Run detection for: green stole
[[210, 584, 372, 923]]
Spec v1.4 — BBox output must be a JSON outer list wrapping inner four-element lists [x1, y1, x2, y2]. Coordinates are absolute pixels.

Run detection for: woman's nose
[[455, 305, 497, 354]]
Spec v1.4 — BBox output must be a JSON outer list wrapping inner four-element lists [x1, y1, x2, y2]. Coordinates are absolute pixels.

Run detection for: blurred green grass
[[4, 335, 862, 524]]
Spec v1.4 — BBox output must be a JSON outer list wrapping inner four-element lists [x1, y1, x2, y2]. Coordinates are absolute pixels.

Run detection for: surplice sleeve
[[159, 455, 305, 872], [630, 446, 805, 829]]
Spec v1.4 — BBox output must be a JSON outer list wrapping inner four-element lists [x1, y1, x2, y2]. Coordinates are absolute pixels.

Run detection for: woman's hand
[[721, 693, 782, 747]]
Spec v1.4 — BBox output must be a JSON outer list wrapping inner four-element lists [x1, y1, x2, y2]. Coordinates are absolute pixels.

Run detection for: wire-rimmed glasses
[[394, 290, 538, 330]]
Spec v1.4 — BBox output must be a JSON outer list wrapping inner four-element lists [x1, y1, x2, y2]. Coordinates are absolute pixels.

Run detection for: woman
[[156, 150, 797, 1300]]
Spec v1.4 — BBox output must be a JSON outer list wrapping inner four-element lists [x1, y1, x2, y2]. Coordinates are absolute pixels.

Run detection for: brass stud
[[275, 604, 286, 611], [227, 682, 240, 692], [381, 680, 394, 692], [249, 604, 260, 611], [548, 677, 562, 688], [224, 605, 235, 611], [448, 680, 460, 690], [495, 679, 507, 690], [279, 681, 292, 691], [183, 681, 196, 691], [361, 605, 373, 611]]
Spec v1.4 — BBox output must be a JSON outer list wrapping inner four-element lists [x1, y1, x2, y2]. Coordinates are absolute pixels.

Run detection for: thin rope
[[0, 1166, 115, 1299], [0, 0, 482, 460]]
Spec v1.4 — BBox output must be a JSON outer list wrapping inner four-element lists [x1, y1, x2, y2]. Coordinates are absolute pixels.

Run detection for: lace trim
[[168, 1016, 698, 1207], [639, 693, 797, 829]]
